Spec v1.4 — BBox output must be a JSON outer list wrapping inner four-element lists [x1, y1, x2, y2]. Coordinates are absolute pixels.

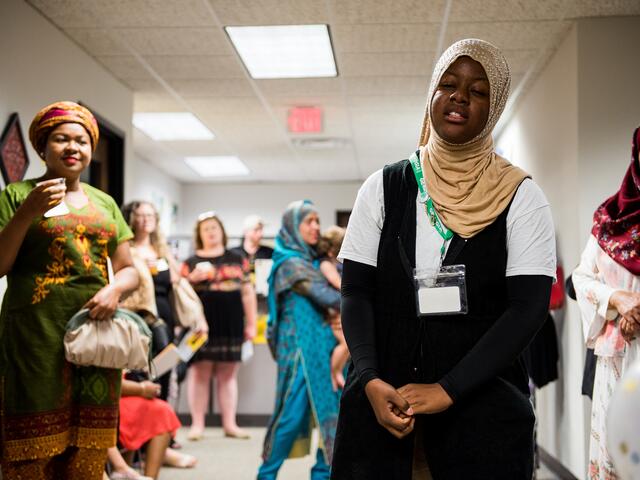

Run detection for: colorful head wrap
[[29, 101, 99, 158], [592, 127, 640, 275]]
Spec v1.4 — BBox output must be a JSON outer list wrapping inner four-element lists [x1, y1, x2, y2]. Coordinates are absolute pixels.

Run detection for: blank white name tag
[[418, 285, 462, 315], [156, 258, 169, 272]]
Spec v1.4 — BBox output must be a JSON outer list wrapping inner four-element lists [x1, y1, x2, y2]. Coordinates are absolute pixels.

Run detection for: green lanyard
[[408, 152, 453, 255]]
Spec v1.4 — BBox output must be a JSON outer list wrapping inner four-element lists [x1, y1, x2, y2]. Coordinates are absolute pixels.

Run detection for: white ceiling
[[26, 0, 640, 184]]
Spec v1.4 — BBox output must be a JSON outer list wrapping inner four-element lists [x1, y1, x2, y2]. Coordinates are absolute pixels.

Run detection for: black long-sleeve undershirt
[[340, 258, 552, 401]]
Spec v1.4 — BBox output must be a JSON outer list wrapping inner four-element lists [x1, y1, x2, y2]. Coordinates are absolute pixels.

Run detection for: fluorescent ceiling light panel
[[225, 24, 337, 79], [133, 112, 215, 141], [184, 156, 249, 177]]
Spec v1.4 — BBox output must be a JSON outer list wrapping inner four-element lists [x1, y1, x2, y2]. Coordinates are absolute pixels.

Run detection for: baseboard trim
[[538, 446, 579, 480], [177, 413, 271, 427]]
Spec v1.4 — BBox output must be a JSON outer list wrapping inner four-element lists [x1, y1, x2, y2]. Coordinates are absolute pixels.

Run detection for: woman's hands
[[363, 379, 455, 438], [364, 379, 415, 439], [83, 284, 121, 321], [611, 291, 640, 324], [139, 380, 161, 399], [620, 317, 638, 342], [18, 178, 66, 219], [397, 383, 453, 415], [611, 291, 640, 342], [330, 342, 350, 391], [187, 268, 211, 284], [244, 323, 257, 341]]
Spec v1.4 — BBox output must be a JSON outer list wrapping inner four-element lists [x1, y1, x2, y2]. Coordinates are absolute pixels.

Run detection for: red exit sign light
[[288, 107, 323, 133]]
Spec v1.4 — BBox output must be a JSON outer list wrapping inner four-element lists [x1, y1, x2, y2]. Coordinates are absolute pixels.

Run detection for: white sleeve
[[505, 179, 557, 278], [573, 235, 618, 345], [338, 170, 385, 267]]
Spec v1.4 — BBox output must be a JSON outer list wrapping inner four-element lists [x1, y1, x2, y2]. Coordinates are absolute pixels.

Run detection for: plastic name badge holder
[[414, 265, 468, 316]]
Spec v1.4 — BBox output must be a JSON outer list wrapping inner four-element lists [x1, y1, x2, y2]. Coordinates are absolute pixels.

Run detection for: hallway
[[157, 427, 561, 479]]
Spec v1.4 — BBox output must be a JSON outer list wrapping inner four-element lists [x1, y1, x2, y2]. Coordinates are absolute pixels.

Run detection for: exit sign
[[288, 107, 323, 133]]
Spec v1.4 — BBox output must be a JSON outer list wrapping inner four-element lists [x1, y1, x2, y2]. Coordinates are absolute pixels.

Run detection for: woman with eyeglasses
[[182, 212, 257, 440], [121, 200, 184, 401]]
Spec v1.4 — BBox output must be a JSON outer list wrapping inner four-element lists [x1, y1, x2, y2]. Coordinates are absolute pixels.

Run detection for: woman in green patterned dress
[[0, 102, 139, 479]]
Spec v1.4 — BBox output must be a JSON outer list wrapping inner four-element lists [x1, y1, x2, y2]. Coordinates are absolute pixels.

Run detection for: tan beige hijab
[[417, 39, 529, 239]]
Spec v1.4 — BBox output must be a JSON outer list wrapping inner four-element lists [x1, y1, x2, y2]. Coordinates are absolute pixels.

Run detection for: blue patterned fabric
[[262, 200, 341, 469]]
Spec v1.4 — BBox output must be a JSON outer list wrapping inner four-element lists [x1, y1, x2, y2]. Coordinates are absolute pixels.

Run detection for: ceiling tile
[[208, 0, 328, 25], [330, 0, 446, 24], [502, 49, 538, 75], [120, 77, 166, 93], [143, 55, 245, 79], [340, 52, 434, 76], [115, 28, 233, 56], [134, 93, 184, 112], [257, 78, 342, 97], [95, 55, 152, 80], [267, 96, 346, 109], [567, 0, 640, 18], [169, 78, 255, 97], [348, 95, 426, 112], [28, 0, 104, 27], [344, 76, 429, 96], [63, 28, 128, 55], [188, 96, 267, 116], [29, 0, 216, 27], [332, 24, 439, 53], [444, 21, 571, 51], [448, 0, 568, 22]]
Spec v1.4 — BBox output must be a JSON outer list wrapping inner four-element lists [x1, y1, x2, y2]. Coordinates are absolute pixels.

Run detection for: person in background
[[231, 214, 273, 343], [258, 200, 342, 480], [183, 212, 257, 440], [121, 200, 184, 401], [117, 377, 196, 479], [231, 214, 274, 270], [573, 127, 640, 480], [316, 225, 350, 391], [0, 101, 139, 479]]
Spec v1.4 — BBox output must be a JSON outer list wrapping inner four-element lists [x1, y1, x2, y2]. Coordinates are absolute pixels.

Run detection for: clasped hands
[[364, 378, 453, 439], [610, 291, 640, 342]]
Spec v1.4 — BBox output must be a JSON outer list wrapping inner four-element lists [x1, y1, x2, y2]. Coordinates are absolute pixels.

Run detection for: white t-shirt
[[338, 169, 556, 279]]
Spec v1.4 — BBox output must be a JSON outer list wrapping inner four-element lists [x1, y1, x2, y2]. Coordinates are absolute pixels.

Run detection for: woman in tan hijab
[[332, 39, 556, 479]]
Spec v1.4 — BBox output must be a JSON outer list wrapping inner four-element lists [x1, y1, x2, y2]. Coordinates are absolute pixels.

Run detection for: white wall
[[577, 16, 640, 243], [178, 182, 362, 241], [498, 26, 586, 477], [128, 154, 182, 236], [498, 15, 640, 477]]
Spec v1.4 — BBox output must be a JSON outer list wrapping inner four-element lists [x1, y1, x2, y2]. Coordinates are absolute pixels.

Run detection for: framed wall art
[[0, 113, 29, 186]]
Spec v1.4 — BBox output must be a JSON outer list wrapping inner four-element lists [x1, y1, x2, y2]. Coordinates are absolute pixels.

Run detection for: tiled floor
[[154, 427, 560, 480]]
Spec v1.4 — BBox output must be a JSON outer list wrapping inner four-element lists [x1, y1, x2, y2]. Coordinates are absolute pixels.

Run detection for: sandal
[[164, 448, 197, 468], [110, 471, 153, 480], [224, 428, 250, 439], [187, 427, 204, 441]]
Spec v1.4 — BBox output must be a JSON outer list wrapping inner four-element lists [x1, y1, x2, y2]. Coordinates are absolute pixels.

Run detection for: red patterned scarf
[[592, 127, 640, 275]]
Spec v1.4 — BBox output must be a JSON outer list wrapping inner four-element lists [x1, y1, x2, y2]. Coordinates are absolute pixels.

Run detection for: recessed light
[[133, 112, 215, 141], [225, 25, 337, 79], [184, 156, 249, 177]]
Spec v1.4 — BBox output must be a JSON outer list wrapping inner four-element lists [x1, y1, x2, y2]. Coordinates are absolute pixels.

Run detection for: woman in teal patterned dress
[[258, 200, 342, 480], [0, 102, 139, 479]]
